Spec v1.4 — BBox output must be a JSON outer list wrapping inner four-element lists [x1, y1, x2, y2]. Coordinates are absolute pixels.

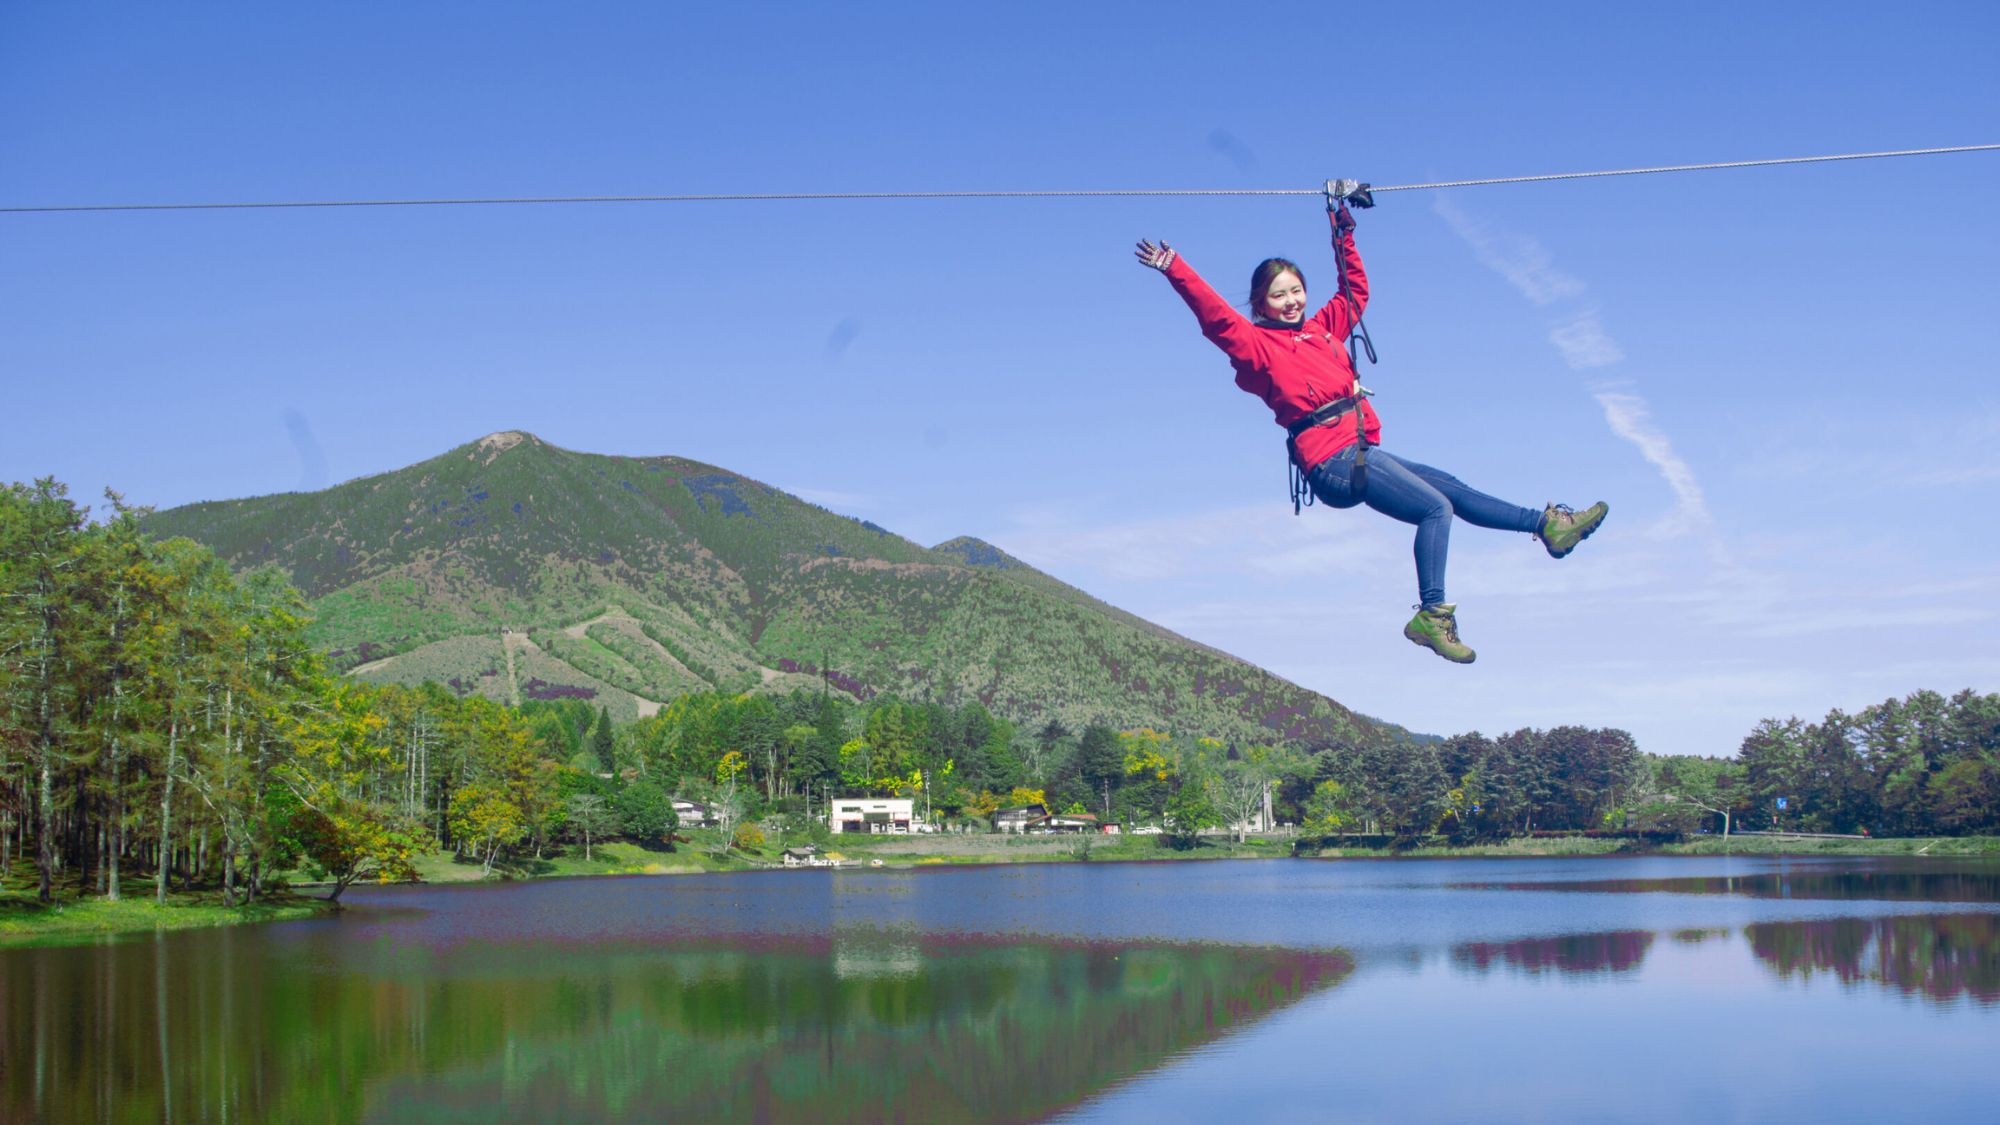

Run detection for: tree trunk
[[105, 591, 128, 902], [158, 720, 178, 904], [222, 828, 237, 908], [37, 752, 55, 904]]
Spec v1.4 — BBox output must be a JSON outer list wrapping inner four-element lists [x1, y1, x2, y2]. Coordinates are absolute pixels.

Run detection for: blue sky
[[6, 2, 1997, 757]]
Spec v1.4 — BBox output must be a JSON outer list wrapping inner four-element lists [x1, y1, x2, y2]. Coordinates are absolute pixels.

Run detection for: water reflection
[[1745, 913, 2000, 1007], [1458, 866, 2000, 903], [1451, 930, 1656, 977], [0, 926, 1351, 1123]]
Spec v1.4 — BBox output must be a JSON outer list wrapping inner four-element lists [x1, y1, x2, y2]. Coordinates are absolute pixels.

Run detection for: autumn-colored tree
[[449, 784, 525, 876], [1303, 779, 1358, 836]]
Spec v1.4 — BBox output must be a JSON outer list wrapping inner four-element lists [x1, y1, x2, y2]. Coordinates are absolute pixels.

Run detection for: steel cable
[[3, 143, 1995, 214]]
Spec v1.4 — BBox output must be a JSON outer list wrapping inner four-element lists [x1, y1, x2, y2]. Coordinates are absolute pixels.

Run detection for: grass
[[1659, 833, 2000, 857], [1363, 836, 1632, 858], [781, 830, 1295, 866], [403, 838, 748, 883], [0, 881, 335, 949]]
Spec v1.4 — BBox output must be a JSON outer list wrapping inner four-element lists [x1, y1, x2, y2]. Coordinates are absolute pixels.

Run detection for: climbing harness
[[1288, 182, 1380, 515], [1286, 392, 1367, 512]]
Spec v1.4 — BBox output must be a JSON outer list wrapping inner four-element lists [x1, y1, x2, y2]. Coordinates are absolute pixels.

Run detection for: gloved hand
[[1133, 239, 1176, 271], [1332, 201, 1356, 235], [1324, 178, 1376, 210]]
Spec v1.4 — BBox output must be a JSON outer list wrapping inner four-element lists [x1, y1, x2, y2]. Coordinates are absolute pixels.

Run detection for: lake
[[6, 854, 1999, 1122]]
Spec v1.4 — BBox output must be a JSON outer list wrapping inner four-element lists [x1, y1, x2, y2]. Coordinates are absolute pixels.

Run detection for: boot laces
[[1430, 608, 1460, 643], [1548, 503, 1576, 528]]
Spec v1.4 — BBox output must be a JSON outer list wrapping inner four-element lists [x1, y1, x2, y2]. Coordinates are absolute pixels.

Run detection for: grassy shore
[[1658, 833, 2000, 857], [0, 884, 335, 949]]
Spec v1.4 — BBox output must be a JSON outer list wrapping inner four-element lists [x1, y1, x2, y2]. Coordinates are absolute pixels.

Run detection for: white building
[[829, 797, 915, 834]]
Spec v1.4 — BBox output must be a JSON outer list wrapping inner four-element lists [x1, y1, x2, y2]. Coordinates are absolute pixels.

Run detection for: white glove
[[1133, 239, 1176, 271]]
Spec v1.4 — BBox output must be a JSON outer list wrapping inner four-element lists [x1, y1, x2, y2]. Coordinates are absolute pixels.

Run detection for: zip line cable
[[3, 143, 1996, 215]]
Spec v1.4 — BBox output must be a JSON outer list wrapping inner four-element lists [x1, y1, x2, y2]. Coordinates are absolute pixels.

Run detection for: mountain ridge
[[144, 431, 1405, 748]]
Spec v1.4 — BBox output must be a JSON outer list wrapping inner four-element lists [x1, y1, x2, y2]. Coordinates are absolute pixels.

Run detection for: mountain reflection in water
[[0, 927, 1351, 1124]]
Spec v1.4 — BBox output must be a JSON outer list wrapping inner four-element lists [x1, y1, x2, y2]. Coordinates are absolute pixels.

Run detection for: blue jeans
[[1306, 445, 1542, 608]]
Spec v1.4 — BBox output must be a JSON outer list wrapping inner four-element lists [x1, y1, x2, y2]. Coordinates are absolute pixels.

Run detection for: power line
[[4, 143, 1995, 215]]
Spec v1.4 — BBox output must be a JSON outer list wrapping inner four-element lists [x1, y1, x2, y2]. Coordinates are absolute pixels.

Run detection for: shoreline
[[6, 832, 1994, 948]]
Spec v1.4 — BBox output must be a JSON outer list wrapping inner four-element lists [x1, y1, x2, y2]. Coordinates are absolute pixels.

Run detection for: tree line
[[8, 476, 1998, 909], [0, 480, 583, 904], [1640, 689, 2000, 837]]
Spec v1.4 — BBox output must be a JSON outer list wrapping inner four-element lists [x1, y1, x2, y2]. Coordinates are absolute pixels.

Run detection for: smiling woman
[[1135, 184, 1607, 664]]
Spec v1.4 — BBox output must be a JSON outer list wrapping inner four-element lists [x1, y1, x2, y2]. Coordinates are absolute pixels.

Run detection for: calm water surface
[[5, 855, 1999, 1123]]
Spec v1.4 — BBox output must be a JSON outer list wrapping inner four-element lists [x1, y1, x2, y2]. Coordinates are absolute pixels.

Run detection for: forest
[[5, 476, 1998, 907]]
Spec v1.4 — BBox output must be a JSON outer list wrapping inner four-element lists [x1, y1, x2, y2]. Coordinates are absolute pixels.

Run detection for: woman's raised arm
[[1137, 239, 1265, 369]]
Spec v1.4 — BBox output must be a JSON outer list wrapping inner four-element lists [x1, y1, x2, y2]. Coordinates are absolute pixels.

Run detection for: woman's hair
[[1249, 257, 1306, 314]]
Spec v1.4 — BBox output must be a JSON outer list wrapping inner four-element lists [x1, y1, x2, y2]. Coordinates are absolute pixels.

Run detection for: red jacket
[[1162, 211, 1378, 472]]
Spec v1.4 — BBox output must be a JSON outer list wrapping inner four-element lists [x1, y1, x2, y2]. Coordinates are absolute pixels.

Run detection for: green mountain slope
[[145, 431, 1401, 746]]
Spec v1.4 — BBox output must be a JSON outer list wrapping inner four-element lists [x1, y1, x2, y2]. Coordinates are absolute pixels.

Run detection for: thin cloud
[[1433, 196, 1714, 547], [1432, 195, 1584, 305], [1004, 503, 1402, 583], [1549, 310, 1624, 370], [788, 486, 878, 513], [1911, 464, 2000, 485], [1592, 388, 1713, 539]]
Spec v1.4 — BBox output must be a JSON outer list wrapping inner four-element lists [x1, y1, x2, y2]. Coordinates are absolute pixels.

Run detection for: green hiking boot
[[1404, 603, 1475, 664], [1536, 501, 1608, 559]]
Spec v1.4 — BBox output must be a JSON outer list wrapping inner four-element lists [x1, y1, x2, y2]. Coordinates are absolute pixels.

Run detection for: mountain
[[144, 431, 1402, 747]]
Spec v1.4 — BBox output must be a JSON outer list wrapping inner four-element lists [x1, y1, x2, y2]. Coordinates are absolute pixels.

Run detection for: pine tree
[[591, 706, 616, 774]]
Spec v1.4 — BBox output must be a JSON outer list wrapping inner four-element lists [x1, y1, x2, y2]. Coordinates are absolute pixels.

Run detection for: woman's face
[[1259, 271, 1307, 324]]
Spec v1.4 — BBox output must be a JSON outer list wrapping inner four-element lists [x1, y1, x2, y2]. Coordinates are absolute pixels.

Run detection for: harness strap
[[1285, 393, 1364, 438], [1288, 193, 1381, 515], [1285, 389, 1373, 514]]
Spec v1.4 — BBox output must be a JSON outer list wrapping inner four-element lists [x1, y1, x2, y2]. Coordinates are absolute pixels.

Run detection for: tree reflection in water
[[1745, 913, 2000, 1007], [1462, 866, 2000, 904], [1451, 930, 1657, 976], [0, 929, 1352, 1123]]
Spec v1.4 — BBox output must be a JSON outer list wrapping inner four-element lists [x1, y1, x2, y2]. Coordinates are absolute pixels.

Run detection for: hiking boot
[[1404, 603, 1475, 664], [1536, 501, 1608, 559]]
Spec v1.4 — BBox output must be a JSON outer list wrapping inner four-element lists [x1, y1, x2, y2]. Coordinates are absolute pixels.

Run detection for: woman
[[1134, 186, 1605, 664]]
